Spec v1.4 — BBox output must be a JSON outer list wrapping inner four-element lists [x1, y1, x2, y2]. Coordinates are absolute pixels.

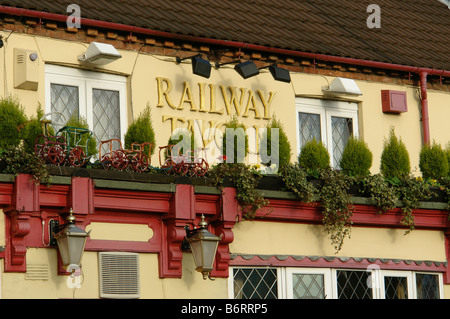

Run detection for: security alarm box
[[381, 90, 407, 113], [14, 48, 39, 91]]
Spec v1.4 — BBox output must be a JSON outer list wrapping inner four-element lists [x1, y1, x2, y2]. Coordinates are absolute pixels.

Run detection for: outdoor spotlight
[[78, 42, 122, 65], [267, 65, 291, 83], [234, 60, 259, 79], [182, 215, 222, 280], [176, 54, 211, 78], [50, 208, 91, 273], [322, 77, 362, 96]]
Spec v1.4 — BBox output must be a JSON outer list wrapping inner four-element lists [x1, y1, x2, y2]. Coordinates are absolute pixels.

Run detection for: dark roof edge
[[1, 5, 449, 77]]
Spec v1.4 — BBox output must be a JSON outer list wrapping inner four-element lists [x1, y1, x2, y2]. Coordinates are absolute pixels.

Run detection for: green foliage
[[64, 116, 98, 157], [259, 117, 291, 169], [208, 163, 269, 219], [380, 128, 410, 178], [419, 142, 449, 180], [0, 146, 51, 185], [298, 138, 330, 174], [279, 163, 316, 203], [21, 105, 50, 154], [387, 175, 431, 233], [340, 137, 373, 177], [446, 143, 450, 178], [124, 105, 156, 156], [222, 116, 248, 164], [0, 95, 27, 150], [318, 168, 353, 253], [361, 174, 397, 213]]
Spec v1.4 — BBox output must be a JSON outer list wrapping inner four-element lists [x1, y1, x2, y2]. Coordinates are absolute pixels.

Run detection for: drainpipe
[[420, 72, 430, 146]]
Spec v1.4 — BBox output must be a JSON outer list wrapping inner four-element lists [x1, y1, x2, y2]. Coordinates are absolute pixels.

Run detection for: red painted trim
[[0, 5, 449, 77], [229, 255, 447, 273]]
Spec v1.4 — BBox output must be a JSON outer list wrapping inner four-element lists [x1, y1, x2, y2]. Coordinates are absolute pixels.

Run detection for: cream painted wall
[[0, 248, 228, 299], [1, 32, 449, 172]]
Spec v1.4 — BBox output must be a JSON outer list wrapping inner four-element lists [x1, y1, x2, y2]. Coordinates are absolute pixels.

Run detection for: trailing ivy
[[318, 167, 354, 253], [0, 146, 51, 185], [208, 163, 269, 219], [279, 163, 316, 203], [361, 174, 397, 213]]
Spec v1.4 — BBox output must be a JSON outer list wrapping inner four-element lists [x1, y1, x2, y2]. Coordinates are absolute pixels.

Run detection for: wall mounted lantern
[[50, 208, 90, 273], [182, 215, 222, 280], [259, 64, 291, 83], [176, 54, 212, 78]]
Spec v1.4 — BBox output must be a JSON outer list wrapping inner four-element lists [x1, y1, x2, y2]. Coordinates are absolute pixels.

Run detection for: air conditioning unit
[[98, 252, 140, 299], [14, 48, 39, 91]]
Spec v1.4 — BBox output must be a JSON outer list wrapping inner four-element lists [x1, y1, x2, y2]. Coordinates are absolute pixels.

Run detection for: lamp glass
[[188, 228, 220, 276], [55, 224, 90, 266]]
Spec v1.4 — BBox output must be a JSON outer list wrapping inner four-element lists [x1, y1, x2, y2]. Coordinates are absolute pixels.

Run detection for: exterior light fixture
[[78, 42, 122, 65], [259, 64, 291, 83], [176, 54, 212, 78], [51, 208, 91, 273], [215, 60, 259, 79], [322, 77, 362, 96], [182, 215, 222, 280]]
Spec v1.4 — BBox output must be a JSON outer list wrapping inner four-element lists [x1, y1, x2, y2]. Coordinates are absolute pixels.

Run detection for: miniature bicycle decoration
[[99, 138, 154, 172], [34, 112, 94, 167], [159, 144, 209, 177]]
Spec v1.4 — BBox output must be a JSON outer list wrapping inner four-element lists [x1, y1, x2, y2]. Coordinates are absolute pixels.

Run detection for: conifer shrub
[[339, 137, 373, 177], [380, 128, 410, 178], [222, 116, 248, 163], [0, 96, 27, 150], [259, 117, 291, 168], [446, 143, 450, 178], [124, 105, 156, 156], [298, 138, 330, 172], [419, 141, 449, 180], [21, 105, 53, 154]]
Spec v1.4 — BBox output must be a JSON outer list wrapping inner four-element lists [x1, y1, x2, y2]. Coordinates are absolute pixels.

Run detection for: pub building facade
[[0, 0, 449, 299]]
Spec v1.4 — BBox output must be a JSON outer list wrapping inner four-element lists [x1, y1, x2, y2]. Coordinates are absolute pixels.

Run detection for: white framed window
[[229, 266, 443, 299], [44, 64, 127, 151], [296, 97, 359, 168]]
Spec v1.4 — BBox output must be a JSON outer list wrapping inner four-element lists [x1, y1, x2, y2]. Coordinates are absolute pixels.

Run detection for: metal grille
[[50, 83, 79, 126], [292, 274, 325, 299], [331, 116, 353, 168], [416, 274, 440, 299], [384, 276, 408, 299], [233, 268, 278, 299], [299, 112, 321, 148], [337, 270, 372, 299], [99, 252, 140, 299], [93, 88, 121, 154]]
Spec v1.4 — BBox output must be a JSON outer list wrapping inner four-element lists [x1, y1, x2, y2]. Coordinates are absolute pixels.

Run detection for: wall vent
[[98, 252, 140, 299], [381, 90, 407, 113], [25, 264, 49, 281]]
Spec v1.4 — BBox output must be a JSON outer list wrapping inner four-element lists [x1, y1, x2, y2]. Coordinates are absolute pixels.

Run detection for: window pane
[[416, 274, 440, 299], [292, 273, 325, 299], [331, 116, 353, 168], [51, 83, 79, 126], [337, 270, 372, 299], [233, 268, 278, 299], [299, 112, 321, 148], [93, 89, 121, 153], [384, 276, 408, 299]]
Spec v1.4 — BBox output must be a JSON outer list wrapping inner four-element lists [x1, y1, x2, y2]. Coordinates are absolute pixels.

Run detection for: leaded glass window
[[93, 88, 121, 155], [384, 276, 408, 299], [50, 83, 79, 126], [336, 270, 372, 299], [299, 112, 321, 149], [331, 116, 353, 169], [233, 268, 278, 299], [292, 273, 325, 299], [416, 274, 440, 299]]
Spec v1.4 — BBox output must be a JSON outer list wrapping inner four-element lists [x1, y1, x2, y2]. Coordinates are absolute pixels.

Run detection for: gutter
[[1, 5, 448, 144]]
